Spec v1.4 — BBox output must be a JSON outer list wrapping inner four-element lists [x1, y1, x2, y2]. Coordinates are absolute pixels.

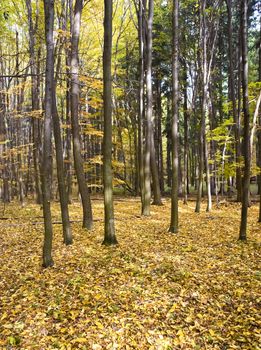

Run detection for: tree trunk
[[226, 0, 242, 202], [156, 77, 164, 193], [102, 0, 118, 245], [26, 0, 42, 204], [183, 66, 189, 205], [137, 0, 145, 205], [42, 0, 54, 268], [70, 0, 93, 230], [15, 31, 25, 207], [52, 75, 72, 245], [142, 0, 154, 216], [257, 25, 261, 201], [151, 132, 163, 205], [239, 0, 250, 241], [169, 0, 179, 233], [195, 0, 206, 213]]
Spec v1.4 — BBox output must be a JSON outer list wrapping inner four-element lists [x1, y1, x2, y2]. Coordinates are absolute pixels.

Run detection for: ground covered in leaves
[[0, 198, 260, 350]]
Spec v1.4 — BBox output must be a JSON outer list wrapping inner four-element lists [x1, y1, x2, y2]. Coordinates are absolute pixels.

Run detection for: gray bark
[[239, 0, 250, 241], [42, 0, 54, 268], [26, 0, 42, 205], [169, 0, 179, 233], [70, 0, 93, 230], [102, 0, 118, 245], [142, 0, 154, 216]]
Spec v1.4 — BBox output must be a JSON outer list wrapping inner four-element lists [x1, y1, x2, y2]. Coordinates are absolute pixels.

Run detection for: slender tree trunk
[[239, 0, 250, 241], [258, 115, 261, 222], [102, 0, 118, 245], [226, 0, 242, 202], [65, 0, 73, 203], [156, 77, 164, 193], [183, 66, 189, 205], [205, 135, 212, 211], [169, 0, 179, 233], [151, 132, 163, 205], [237, 12, 243, 200], [42, 0, 54, 268], [26, 0, 42, 204], [195, 0, 206, 213], [70, 0, 93, 230], [137, 0, 145, 206], [52, 77, 72, 245], [142, 0, 154, 216], [166, 96, 172, 189], [15, 32, 25, 207], [257, 24, 261, 211]]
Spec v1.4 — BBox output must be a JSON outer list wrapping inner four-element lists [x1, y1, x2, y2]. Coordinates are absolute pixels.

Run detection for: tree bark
[[15, 31, 25, 207], [70, 0, 93, 230], [26, 0, 42, 204], [183, 66, 189, 205], [102, 0, 118, 245], [52, 71, 72, 245], [226, 0, 242, 202], [137, 0, 144, 213], [142, 0, 154, 216], [239, 0, 250, 241], [42, 0, 54, 268], [169, 0, 179, 233], [195, 0, 206, 213], [151, 132, 163, 205]]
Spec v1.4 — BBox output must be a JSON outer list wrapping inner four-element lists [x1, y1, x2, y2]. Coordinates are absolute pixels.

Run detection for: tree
[[52, 46, 72, 245], [183, 64, 189, 205], [42, 0, 54, 268], [70, 0, 93, 230], [26, 0, 42, 205], [102, 0, 118, 245], [137, 0, 145, 212], [169, 0, 179, 233], [142, 0, 154, 216], [239, 0, 250, 241], [225, 0, 242, 202]]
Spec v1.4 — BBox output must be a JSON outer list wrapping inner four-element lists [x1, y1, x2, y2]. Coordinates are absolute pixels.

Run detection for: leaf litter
[[0, 198, 260, 349]]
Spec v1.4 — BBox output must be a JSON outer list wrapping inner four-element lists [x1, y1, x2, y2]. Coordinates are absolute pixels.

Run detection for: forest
[[0, 0, 260, 349]]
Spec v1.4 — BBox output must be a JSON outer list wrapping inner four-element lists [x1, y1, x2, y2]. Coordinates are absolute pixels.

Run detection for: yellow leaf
[[168, 303, 178, 314], [177, 329, 185, 340], [72, 337, 87, 344], [209, 329, 215, 337], [95, 321, 104, 329], [1, 312, 8, 321]]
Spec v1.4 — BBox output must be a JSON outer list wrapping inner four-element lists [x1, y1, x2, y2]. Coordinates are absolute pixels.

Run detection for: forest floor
[[0, 198, 260, 350]]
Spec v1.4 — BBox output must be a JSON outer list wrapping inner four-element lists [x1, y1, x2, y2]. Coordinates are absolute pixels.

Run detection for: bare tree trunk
[[169, 0, 179, 233], [156, 77, 164, 193], [15, 31, 25, 207], [102, 0, 118, 245], [70, 0, 93, 230], [239, 0, 250, 241], [26, 0, 42, 204], [183, 65, 189, 205], [52, 73, 72, 245], [226, 0, 242, 202], [142, 0, 153, 216], [257, 27, 261, 222], [42, 0, 54, 268], [151, 132, 163, 205], [195, 0, 206, 213], [65, 0, 73, 203], [205, 135, 212, 211], [137, 1, 145, 210]]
